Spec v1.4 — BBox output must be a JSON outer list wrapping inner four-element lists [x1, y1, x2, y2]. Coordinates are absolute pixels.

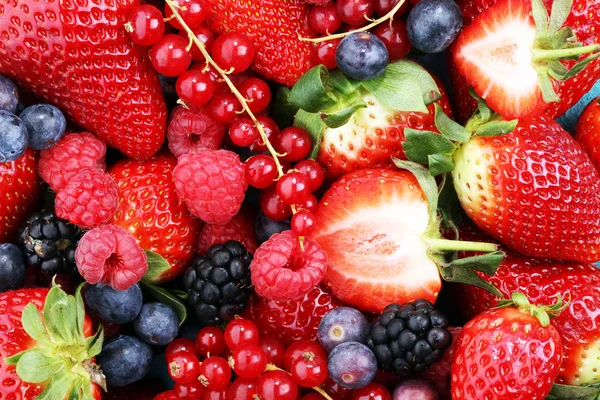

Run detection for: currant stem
[[532, 44, 600, 61], [299, 0, 407, 43], [425, 238, 498, 253], [265, 364, 334, 400]]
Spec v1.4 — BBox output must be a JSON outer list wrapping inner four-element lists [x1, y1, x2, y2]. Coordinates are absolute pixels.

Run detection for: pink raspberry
[[168, 106, 225, 157], [173, 149, 248, 225], [39, 132, 106, 192], [54, 169, 119, 229], [197, 207, 258, 254], [250, 230, 327, 301], [75, 224, 148, 290]]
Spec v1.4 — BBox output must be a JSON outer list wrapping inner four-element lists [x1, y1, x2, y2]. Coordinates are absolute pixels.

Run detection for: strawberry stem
[[532, 44, 600, 61], [425, 238, 498, 253]]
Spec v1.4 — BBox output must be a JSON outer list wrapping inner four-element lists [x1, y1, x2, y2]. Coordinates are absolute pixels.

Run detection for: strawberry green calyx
[[496, 292, 568, 327], [5, 283, 105, 400]]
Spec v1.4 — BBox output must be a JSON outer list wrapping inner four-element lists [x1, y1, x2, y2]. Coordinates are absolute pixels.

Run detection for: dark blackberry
[[183, 240, 252, 325], [18, 210, 82, 275], [366, 299, 452, 377]]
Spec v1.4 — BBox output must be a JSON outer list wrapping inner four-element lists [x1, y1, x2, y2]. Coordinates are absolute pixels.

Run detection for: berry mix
[[0, 0, 599, 398]]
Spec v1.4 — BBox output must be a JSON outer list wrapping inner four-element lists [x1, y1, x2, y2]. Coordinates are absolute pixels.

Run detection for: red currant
[[257, 370, 299, 400], [181, 25, 214, 62], [174, 380, 206, 399], [251, 116, 280, 153], [291, 210, 316, 237], [313, 39, 341, 70], [229, 118, 259, 147], [238, 78, 272, 113], [283, 340, 327, 372], [275, 127, 312, 162], [374, 0, 410, 16], [202, 384, 230, 400], [165, 338, 197, 361], [207, 92, 242, 124], [126, 5, 165, 47], [309, 3, 343, 35], [260, 185, 293, 221], [246, 155, 279, 189], [168, 352, 201, 384], [229, 378, 259, 400], [231, 343, 268, 378], [165, 0, 209, 30], [336, 0, 375, 25], [198, 356, 232, 390], [224, 319, 260, 350], [259, 337, 286, 368], [150, 34, 192, 77], [290, 352, 328, 388], [213, 32, 255, 73], [196, 326, 226, 358], [323, 377, 354, 400], [154, 390, 178, 400], [373, 20, 411, 61], [294, 160, 324, 192], [176, 69, 215, 106], [351, 383, 392, 400], [276, 172, 311, 205], [295, 193, 318, 214]]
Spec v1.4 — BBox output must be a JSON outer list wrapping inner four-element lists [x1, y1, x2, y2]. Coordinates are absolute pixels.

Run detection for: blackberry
[[183, 240, 252, 325], [366, 299, 452, 377], [18, 210, 82, 275]]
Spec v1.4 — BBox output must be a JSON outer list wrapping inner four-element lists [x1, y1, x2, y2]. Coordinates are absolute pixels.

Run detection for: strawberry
[[575, 97, 600, 169], [109, 155, 202, 283], [450, 0, 600, 122], [0, 285, 104, 399], [209, 0, 316, 87], [451, 293, 564, 399], [0, 0, 167, 159], [197, 207, 258, 254], [0, 149, 42, 243]]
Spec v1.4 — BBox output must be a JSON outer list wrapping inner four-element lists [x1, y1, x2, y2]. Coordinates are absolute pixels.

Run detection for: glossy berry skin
[[229, 378, 258, 400], [291, 353, 328, 387], [391, 380, 437, 400], [259, 337, 286, 368], [98, 335, 153, 387], [238, 78, 272, 113], [406, 0, 463, 53], [154, 391, 177, 400], [336, 33, 389, 81], [0, 111, 28, 162], [181, 25, 215, 62], [174, 381, 205, 399], [134, 302, 180, 346], [203, 385, 230, 400], [257, 371, 299, 400], [224, 318, 260, 350], [165, 0, 210, 30], [207, 92, 241, 123], [328, 342, 378, 390], [20, 104, 66, 151], [295, 160, 324, 192], [176, 70, 215, 107], [336, 0, 375, 25], [213, 33, 255, 73], [451, 307, 563, 400], [373, 21, 411, 61], [352, 383, 392, 400], [231, 343, 268, 378], [318, 307, 369, 353], [375, 0, 409, 16], [275, 127, 312, 161], [196, 326, 226, 357], [309, 3, 343, 35], [229, 118, 259, 147], [295, 194, 318, 214], [0, 76, 18, 113], [150, 34, 193, 77], [166, 338, 197, 360], [198, 356, 232, 390], [85, 283, 143, 324], [291, 210, 316, 237], [251, 116, 280, 153], [126, 5, 165, 46], [313, 40, 341, 70], [0, 243, 26, 293], [246, 155, 279, 189], [168, 351, 201, 384], [260, 186, 292, 222], [283, 339, 328, 372], [576, 98, 600, 170], [276, 172, 312, 205]]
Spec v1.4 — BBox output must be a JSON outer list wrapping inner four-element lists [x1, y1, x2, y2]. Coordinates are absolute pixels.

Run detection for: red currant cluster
[[155, 318, 334, 400]]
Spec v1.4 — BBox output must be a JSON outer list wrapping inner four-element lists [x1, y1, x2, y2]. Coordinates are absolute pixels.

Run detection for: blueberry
[[393, 379, 439, 400], [407, 0, 463, 53], [0, 243, 26, 293], [318, 307, 370, 353], [0, 76, 19, 113], [328, 342, 377, 390], [85, 283, 143, 324], [20, 104, 66, 150], [0, 110, 28, 162], [255, 211, 290, 244], [336, 32, 389, 81], [134, 302, 180, 346], [97, 335, 153, 387]]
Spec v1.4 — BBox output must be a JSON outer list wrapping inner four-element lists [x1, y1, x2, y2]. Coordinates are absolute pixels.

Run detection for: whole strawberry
[[451, 293, 563, 399], [0, 0, 167, 159], [575, 98, 600, 169]]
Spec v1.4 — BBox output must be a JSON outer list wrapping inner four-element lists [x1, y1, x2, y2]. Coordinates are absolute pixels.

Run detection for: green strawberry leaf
[[288, 65, 339, 113], [322, 99, 367, 128], [548, 383, 600, 399], [15, 350, 63, 383], [532, 0, 549, 37], [327, 70, 363, 96], [21, 303, 52, 346], [392, 158, 439, 227], [434, 104, 471, 143], [428, 153, 455, 176], [474, 119, 518, 137], [439, 252, 504, 297], [402, 128, 456, 165], [141, 281, 188, 325], [85, 327, 104, 359], [43, 286, 69, 344], [438, 175, 465, 230], [36, 373, 76, 400], [548, 0, 573, 36], [271, 87, 300, 129], [294, 109, 326, 160], [142, 250, 171, 283]]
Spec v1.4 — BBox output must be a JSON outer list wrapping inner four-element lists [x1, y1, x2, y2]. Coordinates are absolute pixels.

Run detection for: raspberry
[[423, 326, 462, 380], [250, 230, 327, 301], [173, 150, 248, 225], [39, 132, 106, 192], [197, 207, 258, 254], [75, 224, 148, 290], [167, 106, 225, 158], [54, 169, 119, 229]]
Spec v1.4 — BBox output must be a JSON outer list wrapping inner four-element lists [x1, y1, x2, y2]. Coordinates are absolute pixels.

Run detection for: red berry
[[229, 378, 259, 400], [207, 91, 242, 124], [126, 5, 165, 47], [231, 343, 268, 378], [275, 127, 312, 162], [373, 21, 411, 61], [336, 0, 375, 25], [258, 337, 286, 368], [75, 224, 147, 290], [238, 78, 272, 113], [351, 383, 392, 400], [276, 172, 311, 204], [283, 340, 327, 372], [251, 116, 280, 153], [291, 210, 316, 237], [313, 39, 341, 70], [167, 106, 225, 158], [150, 34, 192, 77], [224, 318, 260, 350], [154, 390, 178, 400], [176, 69, 215, 107], [166, 338, 197, 361], [301, 394, 328, 400], [309, 3, 343, 35], [257, 370, 299, 400], [197, 207, 258, 254], [295, 160, 324, 192], [168, 352, 201, 383], [198, 356, 232, 390], [202, 384, 230, 400], [165, 0, 209, 30], [174, 380, 206, 399], [246, 155, 279, 189], [260, 185, 292, 222], [250, 231, 327, 301], [374, 0, 409, 16], [295, 193, 318, 214], [213, 32, 255, 73], [196, 326, 227, 357], [290, 352, 328, 388], [229, 118, 260, 147], [323, 377, 355, 400], [180, 25, 214, 62]]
